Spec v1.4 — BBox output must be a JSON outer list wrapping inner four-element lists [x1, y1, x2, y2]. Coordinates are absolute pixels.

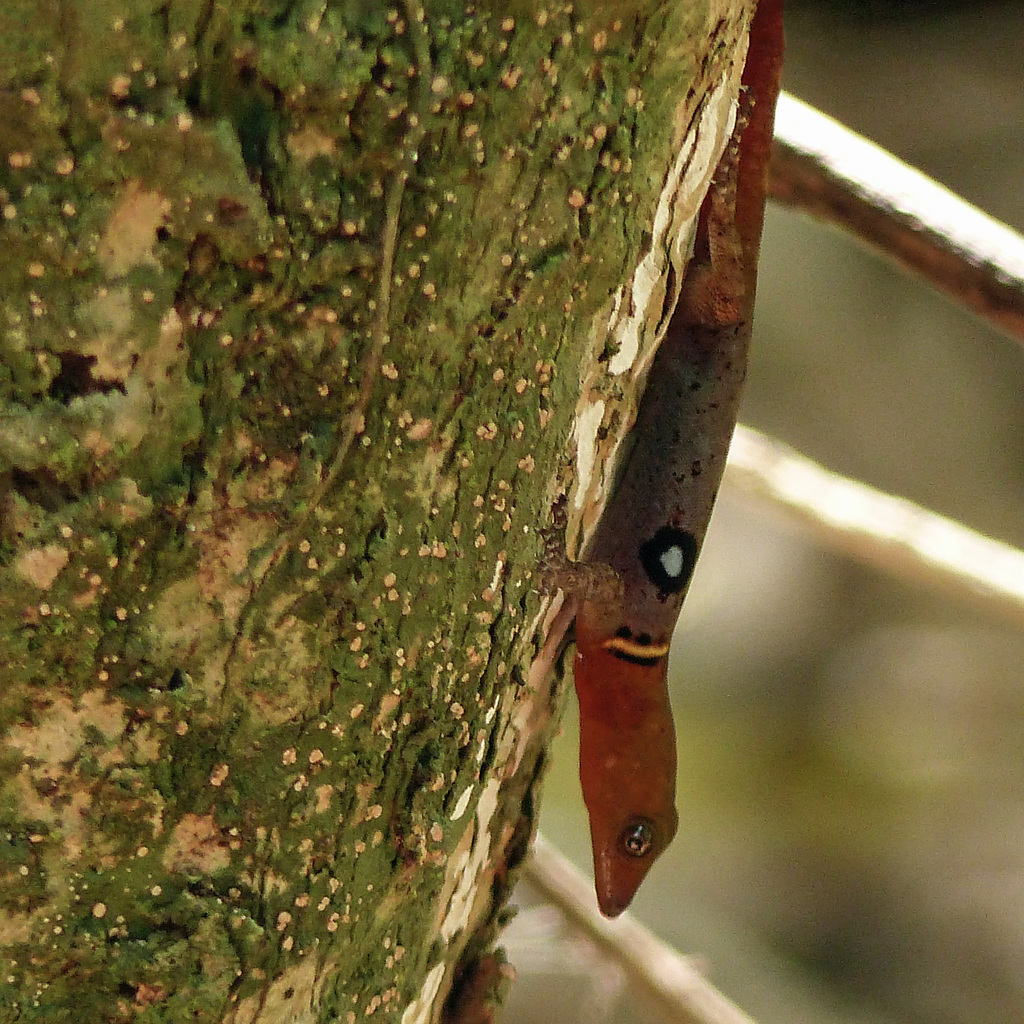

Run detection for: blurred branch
[[525, 835, 760, 1024], [726, 425, 1024, 627], [769, 93, 1024, 346]]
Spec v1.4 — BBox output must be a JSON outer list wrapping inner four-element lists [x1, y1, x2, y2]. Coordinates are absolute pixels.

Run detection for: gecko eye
[[619, 819, 654, 859]]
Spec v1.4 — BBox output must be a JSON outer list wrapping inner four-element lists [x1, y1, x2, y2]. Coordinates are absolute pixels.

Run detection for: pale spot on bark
[[14, 545, 68, 590], [162, 813, 231, 875], [97, 180, 169, 277]]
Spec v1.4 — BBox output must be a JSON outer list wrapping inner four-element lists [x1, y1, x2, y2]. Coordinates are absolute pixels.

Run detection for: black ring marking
[[638, 526, 698, 594]]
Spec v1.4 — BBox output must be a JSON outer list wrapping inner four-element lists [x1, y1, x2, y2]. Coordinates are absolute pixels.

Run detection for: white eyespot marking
[[639, 526, 697, 594], [660, 545, 685, 579]]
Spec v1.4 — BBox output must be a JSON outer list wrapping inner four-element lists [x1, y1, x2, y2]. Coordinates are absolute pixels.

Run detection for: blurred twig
[[726, 425, 1024, 627], [525, 835, 760, 1024], [769, 93, 1024, 345]]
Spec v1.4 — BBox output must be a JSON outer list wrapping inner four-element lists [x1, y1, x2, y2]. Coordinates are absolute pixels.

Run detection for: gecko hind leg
[[678, 106, 749, 331]]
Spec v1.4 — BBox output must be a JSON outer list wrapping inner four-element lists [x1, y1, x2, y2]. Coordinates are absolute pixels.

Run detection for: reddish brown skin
[[572, 0, 785, 918], [574, 612, 680, 917], [442, 954, 515, 1024]]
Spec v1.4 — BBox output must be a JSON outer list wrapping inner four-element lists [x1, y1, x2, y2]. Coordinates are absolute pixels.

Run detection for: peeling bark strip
[[0, 2, 756, 1021]]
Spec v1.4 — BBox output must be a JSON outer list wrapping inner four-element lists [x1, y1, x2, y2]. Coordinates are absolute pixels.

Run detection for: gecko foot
[[537, 498, 622, 603]]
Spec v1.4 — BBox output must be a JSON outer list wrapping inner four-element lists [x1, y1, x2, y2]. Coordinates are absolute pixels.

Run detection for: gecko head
[[591, 808, 678, 917], [575, 615, 678, 917]]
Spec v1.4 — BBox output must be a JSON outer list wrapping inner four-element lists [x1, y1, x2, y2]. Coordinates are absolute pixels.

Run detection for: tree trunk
[[0, 1, 754, 1021]]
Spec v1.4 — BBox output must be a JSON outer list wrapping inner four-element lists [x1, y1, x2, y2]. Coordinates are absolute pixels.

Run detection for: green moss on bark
[[0, 1, 746, 1020]]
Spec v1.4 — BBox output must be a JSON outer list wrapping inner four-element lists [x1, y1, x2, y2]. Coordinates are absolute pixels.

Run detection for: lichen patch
[[97, 179, 170, 278], [13, 543, 69, 590], [162, 812, 232, 876], [6, 691, 127, 768]]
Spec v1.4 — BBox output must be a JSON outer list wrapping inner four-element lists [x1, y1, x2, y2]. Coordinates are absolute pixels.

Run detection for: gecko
[[549, 0, 784, 918]]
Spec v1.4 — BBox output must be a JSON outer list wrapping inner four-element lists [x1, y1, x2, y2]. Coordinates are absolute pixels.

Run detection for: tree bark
[[0, 1, 753, 1021]]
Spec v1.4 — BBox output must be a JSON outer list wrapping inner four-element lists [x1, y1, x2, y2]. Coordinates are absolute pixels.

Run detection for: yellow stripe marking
[[602, 636, 670, 660]]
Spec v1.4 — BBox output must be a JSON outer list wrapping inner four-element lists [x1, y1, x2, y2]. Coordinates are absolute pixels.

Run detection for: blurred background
[[505, 2, 1024, 1023]]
